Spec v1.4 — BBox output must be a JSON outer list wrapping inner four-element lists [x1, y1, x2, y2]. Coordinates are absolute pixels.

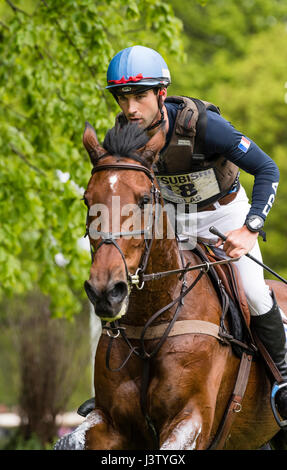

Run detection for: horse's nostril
[[84, 280, 100, 304], [84, 280, 128, 307], [107, 281, 128, 304]]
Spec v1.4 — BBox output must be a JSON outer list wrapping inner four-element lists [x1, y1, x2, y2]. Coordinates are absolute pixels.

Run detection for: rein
[[133, 256, 241, 286], [87, 162, 241, 290]]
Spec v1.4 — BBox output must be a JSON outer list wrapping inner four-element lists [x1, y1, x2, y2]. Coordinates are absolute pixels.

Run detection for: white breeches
[[176, 186, 276, 316]]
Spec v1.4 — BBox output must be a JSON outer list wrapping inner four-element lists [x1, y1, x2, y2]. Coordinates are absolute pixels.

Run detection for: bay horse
[[57, 121, 287, 450]]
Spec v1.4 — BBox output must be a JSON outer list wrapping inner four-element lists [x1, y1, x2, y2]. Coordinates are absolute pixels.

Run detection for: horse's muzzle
[[84, 279, 129, 319]]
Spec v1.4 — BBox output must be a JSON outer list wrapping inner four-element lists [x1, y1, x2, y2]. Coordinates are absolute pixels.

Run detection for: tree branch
[[40, 0, 96, 78], [10, 144, 46, 175], [42, 45, 65, 70], [0, 20, 10, 30], [5, 0, 31, 16], [0, 100, 29, 120]]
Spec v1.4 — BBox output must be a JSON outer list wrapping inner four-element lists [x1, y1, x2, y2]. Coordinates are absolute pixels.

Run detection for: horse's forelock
[[103, 123, 150, 165]]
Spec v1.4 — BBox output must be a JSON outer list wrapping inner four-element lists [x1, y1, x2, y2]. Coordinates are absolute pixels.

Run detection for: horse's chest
[[102, 377, 141, 418]]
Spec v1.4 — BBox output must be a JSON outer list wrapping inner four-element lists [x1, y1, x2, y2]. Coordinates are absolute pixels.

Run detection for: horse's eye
[[138, 195, 151, 209]]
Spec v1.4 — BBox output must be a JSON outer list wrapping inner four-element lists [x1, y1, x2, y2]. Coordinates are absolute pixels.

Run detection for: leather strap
[[91, 163, 154, 181], [208, 352, 253, 450], [102, 319, 222, 341], [252, 331, 283, 384]]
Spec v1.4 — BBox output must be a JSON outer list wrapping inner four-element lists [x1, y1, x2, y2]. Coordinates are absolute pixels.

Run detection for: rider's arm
[[204, 110, 280, 222]]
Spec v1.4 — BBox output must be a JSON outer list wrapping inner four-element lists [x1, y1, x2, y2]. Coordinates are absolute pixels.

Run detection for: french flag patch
[[238, 136, 251, 153]]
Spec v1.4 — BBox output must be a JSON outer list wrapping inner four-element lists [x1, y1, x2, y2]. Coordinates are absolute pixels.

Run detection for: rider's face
[[117, 89, 164, 129]]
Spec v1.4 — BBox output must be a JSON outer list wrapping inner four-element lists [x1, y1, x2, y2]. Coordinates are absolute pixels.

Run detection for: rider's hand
[[214, 225, 259, 258]]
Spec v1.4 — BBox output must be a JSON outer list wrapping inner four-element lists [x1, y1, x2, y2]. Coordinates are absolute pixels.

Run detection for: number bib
[[156, 168, 220, 204]]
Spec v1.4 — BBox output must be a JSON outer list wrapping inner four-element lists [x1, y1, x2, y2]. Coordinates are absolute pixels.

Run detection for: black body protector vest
[[115, 96, 239, 210], [155, 96, 239, 210]]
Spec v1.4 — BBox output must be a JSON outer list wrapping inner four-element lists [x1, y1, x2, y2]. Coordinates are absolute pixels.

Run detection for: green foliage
[[208, 24, 287, 277], [1, 0, 287, 318], [170, 0, 287, 94], [169, 0, 287, 279], [0, 290, 91, 446], [0, 0, 183, 318]]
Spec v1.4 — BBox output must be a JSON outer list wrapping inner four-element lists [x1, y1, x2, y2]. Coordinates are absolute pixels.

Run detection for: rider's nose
[[127, 99, 137, 115]]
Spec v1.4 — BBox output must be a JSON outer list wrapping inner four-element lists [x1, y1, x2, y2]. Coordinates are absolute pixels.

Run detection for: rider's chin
[[129, 118, 143, 126]]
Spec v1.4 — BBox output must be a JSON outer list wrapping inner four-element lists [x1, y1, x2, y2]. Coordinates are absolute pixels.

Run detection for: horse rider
[[103, 45, 287, 419]]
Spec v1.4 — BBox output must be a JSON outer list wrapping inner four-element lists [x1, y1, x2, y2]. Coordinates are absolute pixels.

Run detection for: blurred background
[[0, 0, 287, 449]]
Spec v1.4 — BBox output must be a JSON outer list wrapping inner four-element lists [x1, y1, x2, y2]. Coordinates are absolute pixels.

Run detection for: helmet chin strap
[[144, 108, 164, 132], [144, 90, 165, 132]]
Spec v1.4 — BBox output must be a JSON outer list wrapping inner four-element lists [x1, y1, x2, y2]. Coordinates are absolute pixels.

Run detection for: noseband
[[86, 162, 161, 291]]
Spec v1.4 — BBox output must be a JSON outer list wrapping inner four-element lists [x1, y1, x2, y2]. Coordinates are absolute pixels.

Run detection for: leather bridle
[[86, 162, 161, 292], [85, 160, 241, 294]]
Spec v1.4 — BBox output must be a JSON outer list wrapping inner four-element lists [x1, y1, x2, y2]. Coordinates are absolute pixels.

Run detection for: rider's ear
[[139, 123, 166, 168], [83, 122, 105, 165]]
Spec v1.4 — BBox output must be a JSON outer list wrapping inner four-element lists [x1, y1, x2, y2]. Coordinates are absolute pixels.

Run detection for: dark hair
[[111, 86, 160, 100], [103, 122, 150, 165]]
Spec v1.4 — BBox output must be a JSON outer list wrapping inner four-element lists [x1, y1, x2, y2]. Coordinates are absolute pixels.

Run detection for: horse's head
[[82, 122, 166, 321]]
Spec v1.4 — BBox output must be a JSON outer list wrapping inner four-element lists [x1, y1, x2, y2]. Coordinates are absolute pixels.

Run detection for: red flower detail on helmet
[[108, 73, 145, 85]]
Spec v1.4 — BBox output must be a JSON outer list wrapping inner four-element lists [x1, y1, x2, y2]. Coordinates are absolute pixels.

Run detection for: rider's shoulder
[[206, 108, 235, 133]]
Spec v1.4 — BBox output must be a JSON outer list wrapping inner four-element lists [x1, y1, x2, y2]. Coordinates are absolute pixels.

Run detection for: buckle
[[129, 268, 145, 290], [270, 382, 287, 429]]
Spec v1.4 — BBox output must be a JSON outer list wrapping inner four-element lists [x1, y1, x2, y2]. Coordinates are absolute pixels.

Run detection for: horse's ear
[[138, 123, 166, 168], [83, 122, 105, 165]]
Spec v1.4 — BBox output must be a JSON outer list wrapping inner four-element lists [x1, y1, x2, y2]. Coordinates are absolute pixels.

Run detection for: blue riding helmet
[[106, 45, 171, 95]]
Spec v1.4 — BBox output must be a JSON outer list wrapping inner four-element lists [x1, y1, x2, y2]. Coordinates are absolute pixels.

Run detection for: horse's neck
[[126, 236, 183, 325], [146, 206, 183, 280], [147, 236, 182, 280]]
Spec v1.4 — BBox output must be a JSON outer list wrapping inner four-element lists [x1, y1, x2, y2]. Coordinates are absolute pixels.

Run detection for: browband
[[91, 163, 154, 181]]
